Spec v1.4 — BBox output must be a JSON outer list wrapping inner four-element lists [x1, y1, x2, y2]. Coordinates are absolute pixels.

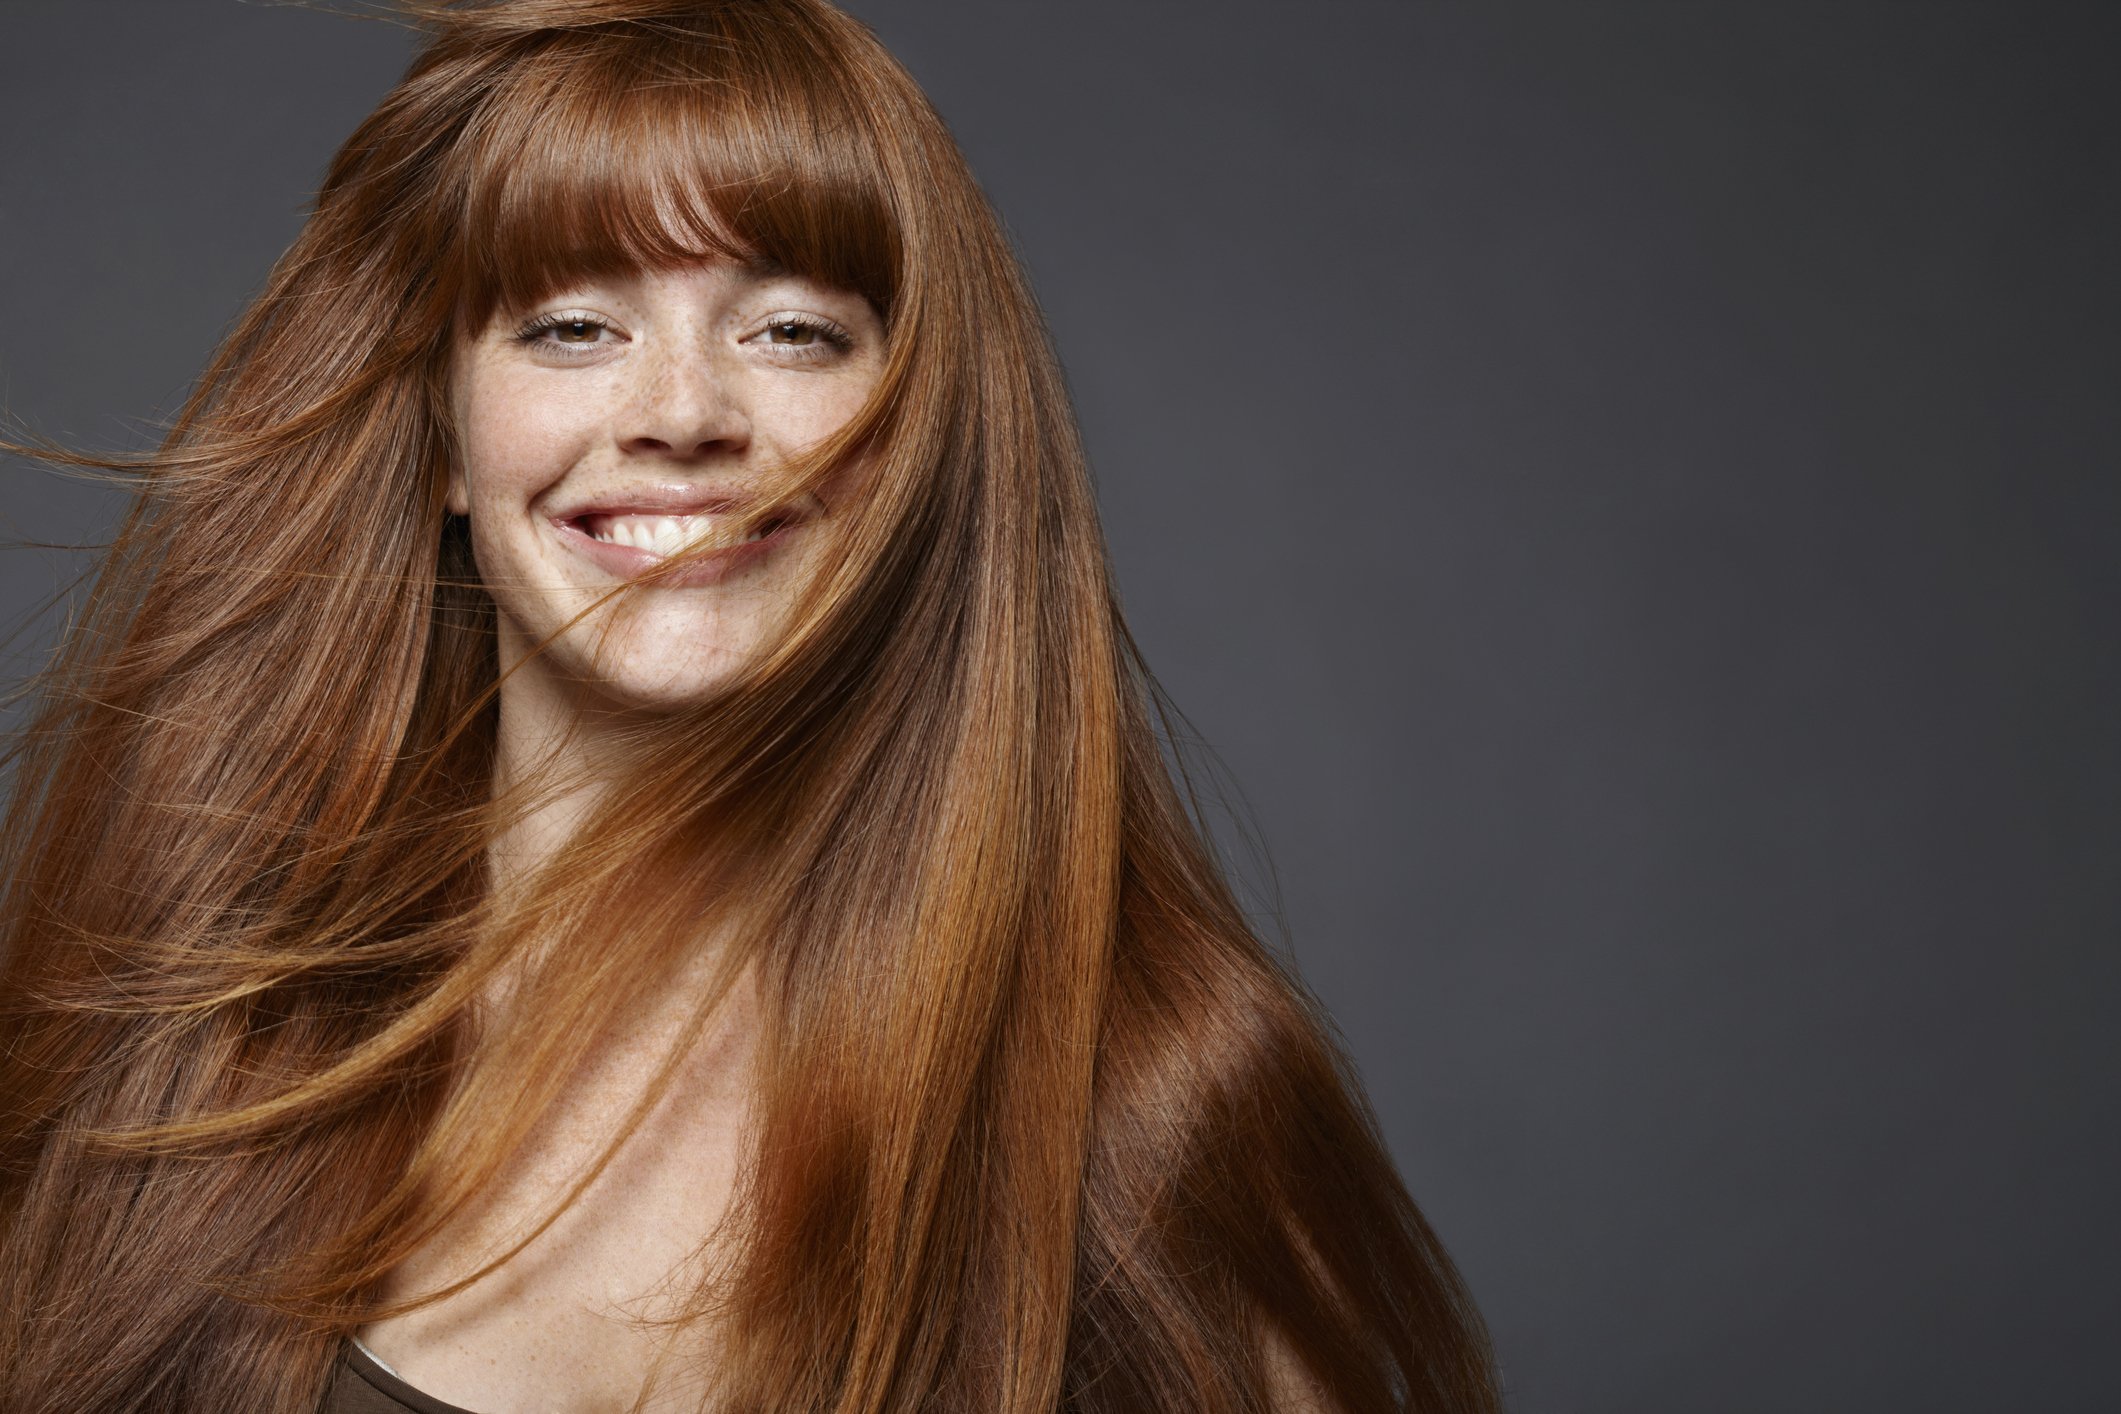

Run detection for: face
[[447, 259, 885, 718]]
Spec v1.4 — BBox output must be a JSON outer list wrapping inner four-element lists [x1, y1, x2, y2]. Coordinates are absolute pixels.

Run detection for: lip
[[550, 511, 806, 588]]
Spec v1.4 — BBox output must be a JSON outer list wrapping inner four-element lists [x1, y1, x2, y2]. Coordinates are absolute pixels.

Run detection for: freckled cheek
[[764, 381, 881, 474], [811, 383, 888, 504], [818, 445, 883, 511], [461, 379, 594, 511]]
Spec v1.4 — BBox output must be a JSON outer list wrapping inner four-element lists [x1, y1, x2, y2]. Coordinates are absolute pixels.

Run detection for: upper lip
[[550, 484, 818, 523]]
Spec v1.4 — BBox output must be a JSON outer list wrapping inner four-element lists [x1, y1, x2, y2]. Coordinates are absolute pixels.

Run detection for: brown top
[[320, 1339, 486, 1414]]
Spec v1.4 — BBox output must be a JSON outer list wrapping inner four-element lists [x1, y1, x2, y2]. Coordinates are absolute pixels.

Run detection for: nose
[[614, 336, 751, 462]]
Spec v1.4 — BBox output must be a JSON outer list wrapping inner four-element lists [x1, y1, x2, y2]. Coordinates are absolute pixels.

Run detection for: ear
[[445, 462, 470, 517]]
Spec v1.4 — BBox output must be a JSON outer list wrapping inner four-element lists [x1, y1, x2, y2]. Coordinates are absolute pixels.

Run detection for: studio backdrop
[[0, 3, 2113, 1411]]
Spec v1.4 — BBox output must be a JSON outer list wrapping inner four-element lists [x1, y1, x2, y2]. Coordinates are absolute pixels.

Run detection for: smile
[[579, 511, 792, 555], [552, 510, 804, 587]]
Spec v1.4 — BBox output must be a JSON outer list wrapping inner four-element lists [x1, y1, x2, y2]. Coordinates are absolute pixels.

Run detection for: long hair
[[0, 2, 1501, 1410]]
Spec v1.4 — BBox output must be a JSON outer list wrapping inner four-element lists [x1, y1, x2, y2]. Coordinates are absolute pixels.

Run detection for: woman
[[0, 1, 1500, 1410]]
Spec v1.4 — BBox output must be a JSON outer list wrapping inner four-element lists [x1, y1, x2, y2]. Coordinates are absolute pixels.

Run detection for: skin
[[355, 259, 885, 1411]]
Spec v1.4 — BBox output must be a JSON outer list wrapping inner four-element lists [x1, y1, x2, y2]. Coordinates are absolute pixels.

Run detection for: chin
[[574, 661, 746, 715], [577, 636, 763, 713], [497, 606, 781, 719]]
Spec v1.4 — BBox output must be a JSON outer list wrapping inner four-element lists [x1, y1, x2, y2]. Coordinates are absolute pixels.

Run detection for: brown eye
[[514, 313, 614, 353], [750, 313, 854, 357]]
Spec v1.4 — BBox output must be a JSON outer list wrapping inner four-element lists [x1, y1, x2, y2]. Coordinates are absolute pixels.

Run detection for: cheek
[[763, 375, 884, 502], [818, 445, 883, 512], [824, 383, 888, 506], [761, 365, 878, 446], [458, 374, 589, 510]]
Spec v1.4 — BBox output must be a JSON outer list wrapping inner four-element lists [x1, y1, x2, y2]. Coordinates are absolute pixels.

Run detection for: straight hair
[[0, 2, 1502, 1410]]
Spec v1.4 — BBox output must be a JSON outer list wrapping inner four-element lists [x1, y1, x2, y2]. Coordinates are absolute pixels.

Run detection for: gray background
[[2, 3, 2114, 1410]]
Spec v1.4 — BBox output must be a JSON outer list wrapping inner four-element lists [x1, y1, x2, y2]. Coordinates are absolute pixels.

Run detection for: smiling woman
[[0, 2, 1500, 1412]]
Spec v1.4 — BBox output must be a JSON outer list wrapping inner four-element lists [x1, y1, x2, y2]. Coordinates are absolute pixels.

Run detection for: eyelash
[[510, 311, 856, 359]]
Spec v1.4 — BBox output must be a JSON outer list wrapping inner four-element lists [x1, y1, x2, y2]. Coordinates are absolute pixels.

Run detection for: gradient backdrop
[[1, 3, 2114, 1411]]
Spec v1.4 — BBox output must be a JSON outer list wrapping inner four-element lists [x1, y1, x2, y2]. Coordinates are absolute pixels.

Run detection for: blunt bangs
[[440, 19, 904, 336]]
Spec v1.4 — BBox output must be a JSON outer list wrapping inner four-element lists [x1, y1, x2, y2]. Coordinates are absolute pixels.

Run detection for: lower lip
[[551, 516, 804, 587]]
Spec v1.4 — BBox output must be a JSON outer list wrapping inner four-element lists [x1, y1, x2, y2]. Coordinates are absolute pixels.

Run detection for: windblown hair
[[0, 2, 1500, 1410]]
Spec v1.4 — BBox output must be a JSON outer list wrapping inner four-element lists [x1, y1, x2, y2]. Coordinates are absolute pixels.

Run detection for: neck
[[478, 624, 645, 1032], [478, 622, 757, 1041], [489, 694, 603, 909], [485, 619, 650, 905]]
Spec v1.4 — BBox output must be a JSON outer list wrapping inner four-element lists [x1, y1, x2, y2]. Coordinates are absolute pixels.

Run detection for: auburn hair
[[0, 2, 1501, 1410]]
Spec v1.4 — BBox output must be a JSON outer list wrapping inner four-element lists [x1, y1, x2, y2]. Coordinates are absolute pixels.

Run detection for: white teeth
[[584, 513, 744, 556]]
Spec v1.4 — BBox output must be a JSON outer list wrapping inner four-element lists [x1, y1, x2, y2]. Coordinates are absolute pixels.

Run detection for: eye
[[513, 312, 617, 355], [751, 313, 855, 359]]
